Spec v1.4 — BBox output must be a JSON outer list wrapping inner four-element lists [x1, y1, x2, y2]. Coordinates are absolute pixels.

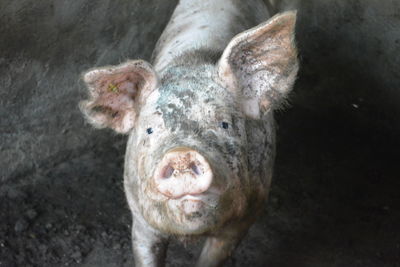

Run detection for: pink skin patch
[[154, 148, 213, 199], [93, 72, 139, 113], [81, 60, 158, 133]]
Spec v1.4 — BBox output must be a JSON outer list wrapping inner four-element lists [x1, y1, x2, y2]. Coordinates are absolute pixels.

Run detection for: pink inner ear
[[91, 72, 141, 118], [82, 60, 157, 133]]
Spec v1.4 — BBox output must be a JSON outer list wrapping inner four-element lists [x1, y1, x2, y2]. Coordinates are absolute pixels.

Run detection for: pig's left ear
[[217, 11, 299, 119], [80, 60, 158, 134]]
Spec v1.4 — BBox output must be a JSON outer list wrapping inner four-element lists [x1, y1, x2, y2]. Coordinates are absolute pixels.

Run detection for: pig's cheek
[[138, 136, 170, 201], [143, 172, 169, 202]]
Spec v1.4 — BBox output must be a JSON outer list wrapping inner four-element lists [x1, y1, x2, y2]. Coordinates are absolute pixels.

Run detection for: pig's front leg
[[131, 219, 169, 267], [196, 223, 251, 267]]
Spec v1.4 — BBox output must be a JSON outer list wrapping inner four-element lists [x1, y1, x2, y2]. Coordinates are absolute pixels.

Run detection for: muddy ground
[[1, 0, 400, 266]]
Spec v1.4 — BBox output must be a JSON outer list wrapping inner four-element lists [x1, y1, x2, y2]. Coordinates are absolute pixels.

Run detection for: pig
[[80, 0, 298, 266]]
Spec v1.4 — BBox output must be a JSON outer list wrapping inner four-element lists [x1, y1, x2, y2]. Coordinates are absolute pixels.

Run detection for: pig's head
[[80, 12, 298, 235]]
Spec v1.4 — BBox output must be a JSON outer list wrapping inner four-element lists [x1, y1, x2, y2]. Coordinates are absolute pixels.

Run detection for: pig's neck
[[151, 0, 270, 74]]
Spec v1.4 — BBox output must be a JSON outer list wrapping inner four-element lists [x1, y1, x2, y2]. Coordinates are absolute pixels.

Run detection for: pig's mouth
[[174, 190, 220, 212], [142, 178, 242, 235], [164, 186, 222, 200]]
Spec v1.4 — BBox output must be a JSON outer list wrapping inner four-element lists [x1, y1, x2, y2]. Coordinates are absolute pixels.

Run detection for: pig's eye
[[221, 122, 229, 129], [146, 128, 154, 135]]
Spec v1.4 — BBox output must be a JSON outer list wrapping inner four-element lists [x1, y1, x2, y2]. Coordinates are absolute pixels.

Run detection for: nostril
[[189, 162, 202, 176], [161, 165, 174, 178]]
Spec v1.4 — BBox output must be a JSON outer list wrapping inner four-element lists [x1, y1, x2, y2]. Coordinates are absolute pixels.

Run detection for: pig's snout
[[154, 148, 213, 199]]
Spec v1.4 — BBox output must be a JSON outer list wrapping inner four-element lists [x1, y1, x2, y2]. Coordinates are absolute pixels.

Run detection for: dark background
[[1, 0, 399, 266]]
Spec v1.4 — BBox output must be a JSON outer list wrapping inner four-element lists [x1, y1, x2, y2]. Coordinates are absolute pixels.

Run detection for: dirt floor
[[1, 0, 400, 266]]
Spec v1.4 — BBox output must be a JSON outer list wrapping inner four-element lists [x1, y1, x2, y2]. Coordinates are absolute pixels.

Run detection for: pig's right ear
[[80, 60, 158, 134]]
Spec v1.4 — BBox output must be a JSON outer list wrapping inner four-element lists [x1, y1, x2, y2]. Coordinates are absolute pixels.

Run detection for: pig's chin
[[141, 192, 226, 235], [164, 194, 221, 235], [140, 187, 249, 235], [167, 194, 221, 234]]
